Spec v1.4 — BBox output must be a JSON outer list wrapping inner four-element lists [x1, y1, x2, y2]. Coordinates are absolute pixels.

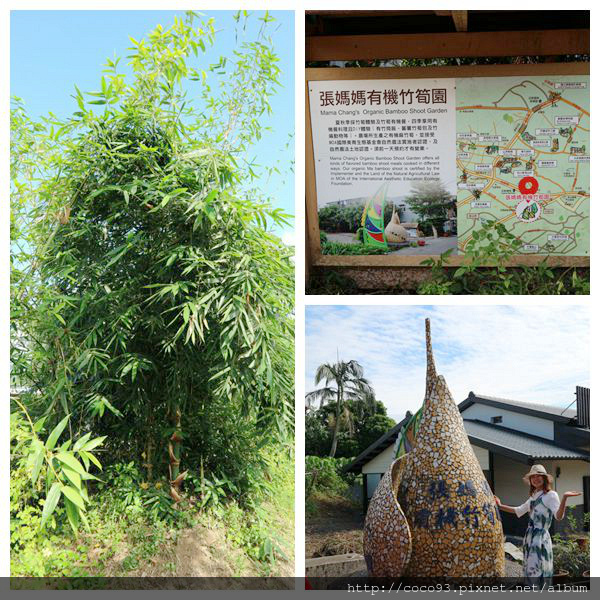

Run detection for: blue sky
[[10, 10, 294, 241], [305, 305, 590, 422]]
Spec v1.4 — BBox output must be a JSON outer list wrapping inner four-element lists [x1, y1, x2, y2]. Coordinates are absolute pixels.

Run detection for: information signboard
[[306, 64, 590, 267]]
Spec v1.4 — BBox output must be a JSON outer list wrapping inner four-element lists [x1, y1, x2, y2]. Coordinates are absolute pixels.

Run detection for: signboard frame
[[305, 62, 590, 269]]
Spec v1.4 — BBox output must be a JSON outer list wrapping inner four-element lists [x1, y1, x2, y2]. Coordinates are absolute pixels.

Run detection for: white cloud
[[305, 305, 589, 423]]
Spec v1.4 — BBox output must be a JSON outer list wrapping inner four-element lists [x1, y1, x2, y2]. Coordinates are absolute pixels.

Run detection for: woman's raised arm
[[555, 491, 582, 521]]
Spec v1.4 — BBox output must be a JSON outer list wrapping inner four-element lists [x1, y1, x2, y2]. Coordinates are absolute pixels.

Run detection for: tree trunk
[[145, 435, 154, 481], [329, 385, 343, 457], [144, 410, 154, 481], [168, 407, 186, 503]]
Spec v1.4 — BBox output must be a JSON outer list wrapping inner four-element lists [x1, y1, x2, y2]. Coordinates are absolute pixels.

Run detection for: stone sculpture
[[384, 208, 409, 244]]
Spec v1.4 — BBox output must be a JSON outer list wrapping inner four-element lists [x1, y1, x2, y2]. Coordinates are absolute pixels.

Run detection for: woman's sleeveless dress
[[521, 493, 555, 582]]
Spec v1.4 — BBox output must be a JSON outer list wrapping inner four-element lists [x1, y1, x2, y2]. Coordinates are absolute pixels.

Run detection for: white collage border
[[0, 0, 596, 586]]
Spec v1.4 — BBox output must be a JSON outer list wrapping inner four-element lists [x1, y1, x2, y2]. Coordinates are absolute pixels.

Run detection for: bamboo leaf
[[64, 497, 81, 533], [61, 484, 85, 510], [40, 483, 62, 529], [31, 444, 45, 485], [33, 416, 47, 433], [45, 415, 70, 451], [62, 466, 81, 490], [82, 450, 103, 471], [72, 432, 92, 452], [81, 436, 106, 452], [55, 452, 87, 475]]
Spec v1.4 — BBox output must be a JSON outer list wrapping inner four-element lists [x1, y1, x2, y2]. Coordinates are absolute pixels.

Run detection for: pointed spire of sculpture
[[424, 318, 437, 398]]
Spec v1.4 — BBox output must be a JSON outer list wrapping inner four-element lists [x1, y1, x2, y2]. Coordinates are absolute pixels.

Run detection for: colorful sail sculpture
[[393, 407, 423, 459], [361, 184, 388, 248]]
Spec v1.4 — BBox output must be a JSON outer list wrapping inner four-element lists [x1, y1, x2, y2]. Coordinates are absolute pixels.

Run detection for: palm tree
[[305, 359, 375, 457]]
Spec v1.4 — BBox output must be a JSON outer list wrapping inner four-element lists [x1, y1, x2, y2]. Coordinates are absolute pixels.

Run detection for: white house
[[344, 387, 590, 537]]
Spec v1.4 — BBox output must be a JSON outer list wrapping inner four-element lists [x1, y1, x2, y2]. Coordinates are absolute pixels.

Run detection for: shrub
[[305, 456, 356, 498], [318, 203, 401, 233], [11, 11, 294, 515], [321, 241, 388, 256], [553, 535, 589, 578], [419, 221, 590, 295]]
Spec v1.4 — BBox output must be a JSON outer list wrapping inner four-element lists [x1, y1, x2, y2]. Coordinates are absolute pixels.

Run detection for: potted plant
[[552, 534, 590, 581], [565, 507, 589, 549]]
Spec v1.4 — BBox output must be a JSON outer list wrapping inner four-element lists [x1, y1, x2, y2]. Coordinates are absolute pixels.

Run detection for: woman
[[494, 464, 582, 583]]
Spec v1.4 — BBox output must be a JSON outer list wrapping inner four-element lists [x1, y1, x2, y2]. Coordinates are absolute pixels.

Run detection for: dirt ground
[[111, 511, 294, 589], [306, 494, 364, 559], [102, 522, 292, 590], [128, 523, 253, 578]]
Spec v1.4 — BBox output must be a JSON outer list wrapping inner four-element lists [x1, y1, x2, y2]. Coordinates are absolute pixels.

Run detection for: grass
[[11, 449, 295, 581], [321, 241, 389, 256]]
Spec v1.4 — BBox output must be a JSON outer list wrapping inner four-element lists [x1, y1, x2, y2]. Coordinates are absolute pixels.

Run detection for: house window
[[491, 416, 503, 424]]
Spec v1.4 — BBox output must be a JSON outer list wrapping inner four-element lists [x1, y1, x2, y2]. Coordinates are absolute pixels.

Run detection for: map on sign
[[456, 75, 589, 256]]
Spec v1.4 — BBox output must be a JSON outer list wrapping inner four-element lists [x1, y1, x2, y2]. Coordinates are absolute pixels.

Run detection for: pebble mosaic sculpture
[[364, 320, 505, 578]]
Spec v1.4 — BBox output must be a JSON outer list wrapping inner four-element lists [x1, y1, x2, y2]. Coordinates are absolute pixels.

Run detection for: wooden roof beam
[[306, 29, 589, 61], [451, 10, 468, 32], [434, 10, 468, 31]]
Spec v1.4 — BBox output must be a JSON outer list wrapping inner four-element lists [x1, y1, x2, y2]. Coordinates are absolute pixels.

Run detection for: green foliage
[[404, 180, 454, 231], [305, 456, 356, 498], [419, 221, 590, 295], [321, 241, 389, 255], [560, 505, 590, 536], [306, 399, 394, 458], [359, 412, 397, 451], [318, 202, 399, 233], [306, 360, 374, 458], [11, 402, 104, 535], [11, 10, 293, 502], [306, 271, 362, 295], [208, 443, 294, 574], [553, 533, 590, 577]]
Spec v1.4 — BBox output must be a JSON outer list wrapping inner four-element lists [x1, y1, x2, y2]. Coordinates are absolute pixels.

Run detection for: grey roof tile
[[464, 419, 588, 460], [470, 394, 577, 419]]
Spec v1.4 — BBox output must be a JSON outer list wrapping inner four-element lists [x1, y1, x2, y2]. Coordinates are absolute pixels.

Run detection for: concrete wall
[[546, 459, 588, 506], [461, 404, 554, 440], [493, 453, 530, 505], [361, 443, 396, 474], [493, 454, 536, 537]]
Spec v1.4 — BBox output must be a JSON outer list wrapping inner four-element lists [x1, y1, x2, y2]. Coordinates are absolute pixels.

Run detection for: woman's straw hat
[[522, 464, 553, 485]]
